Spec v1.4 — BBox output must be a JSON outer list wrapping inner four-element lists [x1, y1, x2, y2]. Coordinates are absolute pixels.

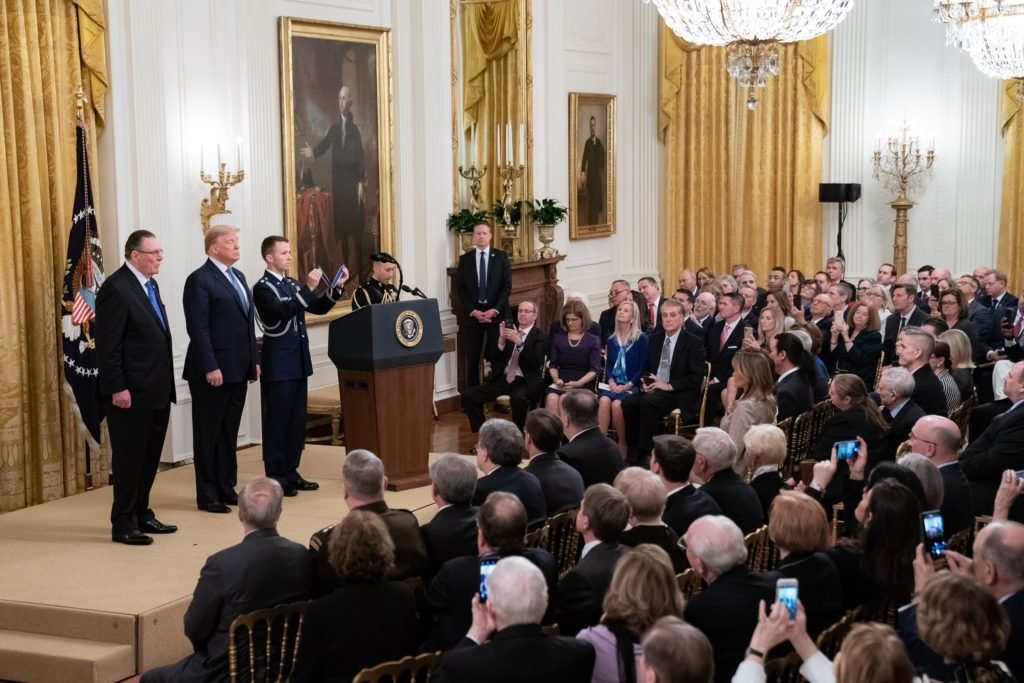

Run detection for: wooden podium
[[327, 299, 443, 490]]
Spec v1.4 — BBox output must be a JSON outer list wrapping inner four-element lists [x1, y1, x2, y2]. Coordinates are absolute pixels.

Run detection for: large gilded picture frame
[[280, 17, 395, 322], [568, 92, 616, 240]]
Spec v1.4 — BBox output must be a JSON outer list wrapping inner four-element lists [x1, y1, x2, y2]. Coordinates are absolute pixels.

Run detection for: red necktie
[[649, 303, 655, 328], [1014, 316, 1023, 340]]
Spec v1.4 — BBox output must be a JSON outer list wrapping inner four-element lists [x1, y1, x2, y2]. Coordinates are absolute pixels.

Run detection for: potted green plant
[[529, 198, 568, 259], [489, 199, 528, 228], [447, 208, 489, 251]]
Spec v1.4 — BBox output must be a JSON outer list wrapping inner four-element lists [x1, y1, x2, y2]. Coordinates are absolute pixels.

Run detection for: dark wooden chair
[[228, 600, 309, 683], [664, 362, 713, 438], [948, 391, 977, 442], [352, 651, 442, 683], [543, 508, 582, 577], [744, 525, 779, 574], [525, 523, 549, 549], [675, 569, 705, 599], [947, 526, 973, 557], [764, 651, 806, 683], [815, 598, 899, 659]]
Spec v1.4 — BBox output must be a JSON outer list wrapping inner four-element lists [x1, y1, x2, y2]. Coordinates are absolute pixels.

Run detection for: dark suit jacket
[[556, 542, 627, 636], [641, 297, 666, 334], [557, 428, 625, 488], [662, 485, 721, 537], [620, 524, 687, 572], [95, 264, 175, 408], [293, 580, 417, 683], [173, 529, 311, 683], [486, 325, 549, 395], [457, 248, 512, 318], [685, 315, 713, 339], [421, 504, 480, 579], [961, 404, 1024, 515], [598, 306, 616, 346], [525, 452, 585, 515], [706, 318, 752, 384], [644, 328, 708, 420], [775, 371, 815, 422], [420, 548, 558, 652], [882, 308, 927, 364], [699, 469, 764, 534], [183, 259, 258, 383], [774, 552, 844, 640], [684, 566, 780, 683], [472, 466, 547, 525], [434, 624, 595, 683], [810, 406, 886, 462], [252, 271, 338, 382], [912, 364, 950, 416], [938, 462, 974, 536], [878, 399, 926, 466], [750, 470, 786, 520]]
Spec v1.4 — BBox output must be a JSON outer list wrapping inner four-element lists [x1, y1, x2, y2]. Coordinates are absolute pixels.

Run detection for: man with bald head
[[962, 362, 1024, 517], [685, 291, 716, 338], [907, 415, 973, 535], [183, 225, 259, 514]]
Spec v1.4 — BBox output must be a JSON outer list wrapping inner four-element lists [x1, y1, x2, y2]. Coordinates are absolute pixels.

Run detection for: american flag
[[61, 118, 105, 447]]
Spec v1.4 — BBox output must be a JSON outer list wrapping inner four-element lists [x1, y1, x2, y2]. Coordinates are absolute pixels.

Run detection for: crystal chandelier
[[647, 0, 854, 108], [934, 1, 1024, 101]]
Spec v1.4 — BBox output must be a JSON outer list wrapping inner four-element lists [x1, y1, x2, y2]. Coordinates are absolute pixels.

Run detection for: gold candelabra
[[497, 163, 525, 258], [872, 122, 935, 276], [200, 149, 246, 233], [458, 165, 487, 212]]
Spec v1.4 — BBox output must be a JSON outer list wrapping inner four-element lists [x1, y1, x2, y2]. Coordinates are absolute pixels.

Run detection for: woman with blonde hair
[[745, 306, 785, 353], [716, 274, 739, 295], [766, 290, 798, 329], [721, 352, 777, 468], [696, 267, 716, 289], [743, 424, 788, 516], [576, 544, 684, 683], [598, 299, 648, 455], [939, 328, 976, 399]]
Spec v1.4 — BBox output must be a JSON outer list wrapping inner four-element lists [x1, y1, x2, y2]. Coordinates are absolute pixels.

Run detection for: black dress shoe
[[282, 486, 298, 497], [294, 478, 319, 491], [112, 531, 154, 546], [141, 519, 178, 534], [199, 502, 231, 513], [222, 496, 239, 506]]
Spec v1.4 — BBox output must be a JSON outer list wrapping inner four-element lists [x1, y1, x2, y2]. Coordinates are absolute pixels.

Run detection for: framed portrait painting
[[280, 17, 395, 321], [568, 92, 616, 240]]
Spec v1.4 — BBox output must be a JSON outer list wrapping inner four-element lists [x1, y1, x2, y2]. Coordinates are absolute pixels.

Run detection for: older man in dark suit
[[524, 409, 584, 515], [557, 390, 624, 486], [456, 223, 512, 387], [96, 230, 177, 545], [139, 478, 311, 683], [183, 225, 259, 513], [691, 427, 764, 534], [876, 366, 926, 467], [897, 328, 948, 416], [422, 454, 480, 579], [472, 418, 547, 526], [907, 415, 973, 536]]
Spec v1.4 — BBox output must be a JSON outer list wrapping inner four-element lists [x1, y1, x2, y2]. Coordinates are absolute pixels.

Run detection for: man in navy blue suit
[[253, 236, 348, 496], [183, 226, 259, 513], [456, 223, 511, 387]]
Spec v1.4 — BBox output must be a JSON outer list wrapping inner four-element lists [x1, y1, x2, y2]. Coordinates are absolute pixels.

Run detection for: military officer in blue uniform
[[253, 235, 349, 495]]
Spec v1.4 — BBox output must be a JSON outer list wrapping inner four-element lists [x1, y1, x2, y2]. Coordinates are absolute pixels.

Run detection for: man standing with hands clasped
[[253, 235, 349, 496], [183, 225, 259, 514], [456, 223, 511, 388]]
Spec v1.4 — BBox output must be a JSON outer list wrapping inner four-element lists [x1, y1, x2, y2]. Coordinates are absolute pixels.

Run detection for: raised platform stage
[[0, 445, 441, 683]]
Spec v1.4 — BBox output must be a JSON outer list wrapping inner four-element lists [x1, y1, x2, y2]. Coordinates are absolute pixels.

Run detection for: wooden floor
[[429, 408, 478, 454]]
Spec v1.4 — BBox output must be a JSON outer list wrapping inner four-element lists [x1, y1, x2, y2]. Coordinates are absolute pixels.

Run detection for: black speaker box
[[819, 183, 861, 203]]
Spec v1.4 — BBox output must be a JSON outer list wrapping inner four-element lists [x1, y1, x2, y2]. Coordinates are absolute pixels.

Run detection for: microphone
[[402, 285, 427, 299]]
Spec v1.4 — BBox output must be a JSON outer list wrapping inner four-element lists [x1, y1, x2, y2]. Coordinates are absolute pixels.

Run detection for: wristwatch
[[746, 647, 765, 660]]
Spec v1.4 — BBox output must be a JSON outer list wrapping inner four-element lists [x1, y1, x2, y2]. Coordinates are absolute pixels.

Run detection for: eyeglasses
[[677, 537, 688, 552], [608, 289, 629, 297], [908, 431, 937, 448], [136, 249, 164, 256]]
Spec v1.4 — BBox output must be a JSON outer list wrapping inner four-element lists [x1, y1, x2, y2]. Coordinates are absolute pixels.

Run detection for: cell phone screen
[[835, 440, 859, 461], [1016, 470, 1024, 480], [479, 558, 498, 602], [921, 510, 946, 560], [776, 580, 798, 619]]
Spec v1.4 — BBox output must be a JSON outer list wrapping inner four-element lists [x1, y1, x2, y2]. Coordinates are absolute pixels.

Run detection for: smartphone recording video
[[776, 578, 798, 620], [835, 440, 859, 461], [479, 558, 498, 602], [921, 510, 946, 560]]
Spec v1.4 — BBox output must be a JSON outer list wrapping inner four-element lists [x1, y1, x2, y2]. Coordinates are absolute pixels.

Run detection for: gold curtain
[[0, 0, 108, 511], [461, 0, 522, 210], [999, 80, 1023, 290], [659, 24, 829, 286]]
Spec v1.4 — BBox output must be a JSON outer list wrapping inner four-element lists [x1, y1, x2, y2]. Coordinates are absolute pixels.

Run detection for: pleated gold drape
[[659, 24, 829, 285], [461, 0, 522, 210], [999, 80, 1024, 290], [0, 0, 108, 511]]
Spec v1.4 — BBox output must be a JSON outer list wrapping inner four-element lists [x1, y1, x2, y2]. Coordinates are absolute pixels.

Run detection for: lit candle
[[518, 123, 525, 166], [470, 122, 476, 166], [496, 124, 502, 165], [217, 144, 222, 167], [506, 123, 512, 165]]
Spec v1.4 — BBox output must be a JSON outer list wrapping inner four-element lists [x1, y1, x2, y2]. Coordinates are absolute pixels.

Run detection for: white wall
[[100, 0, 663, 463], [823, 0, 1004, 280]]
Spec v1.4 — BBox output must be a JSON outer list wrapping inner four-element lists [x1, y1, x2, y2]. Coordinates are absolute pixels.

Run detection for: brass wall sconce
[[199, 143, 245, 233]]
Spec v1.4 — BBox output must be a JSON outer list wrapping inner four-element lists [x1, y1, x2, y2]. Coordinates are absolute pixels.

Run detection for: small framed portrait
[[280, 17, 395, 322], [568, 92, 616, 240]]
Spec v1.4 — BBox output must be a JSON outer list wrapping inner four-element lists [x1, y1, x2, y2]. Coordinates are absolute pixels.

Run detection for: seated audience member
[[810, 374, 887, 466], [766, 492, 843, 640], [421, 492, 558, 652], [422, 454, 480, 578], [549, 292, 604, 340], [867, 283, 895, 324], [598, 299, 649, 455], [686, 291, 717, 337], [622, 299, 707, 458], [599, 279, 633, 344], [639, 276, 667, 334], [639, 616, 714, 683], [921, 316, 949, 337], [883, 284, 928, 364], [788, 327, 830, 402], [798, 279, 821, 319], [896, 453, 943, 512], [294, 511, 417, 683], [929, 340, 961, 413], [829, 302, 883, 390], [576, 545, 685, 683], [682, 515, 778, 683], [679, 268, 699, 297], [614, 467, 687, 572], [310, 450, 426, 593], [546, 301, 603, 416], [650, 434, 721, 537], [461, 299, 548, 432], [989, 293, 1024, 363], [769, 332, 816, 422], [434, 556, 595, 683], [472, 418, 546, 526], [716, 274, 739, 295], [766, 289, 799, 330], [720, 352, 778, 469], [807, 291, 834, 338], [897, 327, 948, 416], [825, 257, 848, 286], [696, 267, 716, 290], [692, 427, 765, 534], [672, 287, 695, 307], [706, 292, 751, 411], [556, 484, 631, 637], [939, 328, 977, 399], [141, 479, 311, 683], [812, 270, 829, 290], [524, 408, 584, 515], [738, 286, 760, 326], [558, 389, 626, 486], [744, 425, 788, 519], [786, 268, 806, 293], [938, 288, 988, 366], [961, 361, 1024, 517], [745, 306, 785, 355], [905, 415, 973, 536], [876, 366, 925, 466]]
